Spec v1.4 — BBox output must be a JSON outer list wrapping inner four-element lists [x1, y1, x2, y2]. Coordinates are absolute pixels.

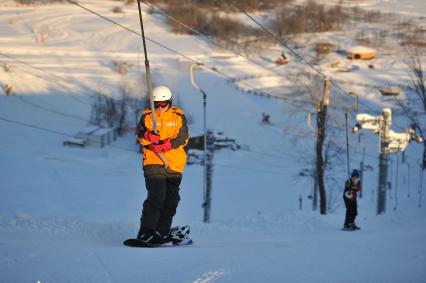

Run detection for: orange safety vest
[[138, 106, 189, 173]]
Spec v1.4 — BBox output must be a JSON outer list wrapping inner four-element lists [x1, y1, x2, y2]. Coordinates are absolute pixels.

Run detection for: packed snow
[[0, 1, 425, 283]]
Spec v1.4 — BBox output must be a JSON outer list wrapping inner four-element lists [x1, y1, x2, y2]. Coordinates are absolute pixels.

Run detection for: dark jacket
[[343, 179, 361, 201]]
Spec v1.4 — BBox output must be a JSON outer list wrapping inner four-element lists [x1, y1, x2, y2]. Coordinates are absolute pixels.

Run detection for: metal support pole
[[394, 154, 400, 210], [189, 63, 211, 223], [419, 160, 424, 208], [203, 130, 214, 223], [377, 152, 389, 214], [360, 147, 365, 198], [358, 133, 365, 199], [312, 179, 318, 211], [407, 162, 411, 197], [377, 108, 391, 214], [345, 112, 351, 177]]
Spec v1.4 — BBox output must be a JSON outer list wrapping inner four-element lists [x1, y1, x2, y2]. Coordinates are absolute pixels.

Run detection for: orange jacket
[[137, 106, 189, 173]]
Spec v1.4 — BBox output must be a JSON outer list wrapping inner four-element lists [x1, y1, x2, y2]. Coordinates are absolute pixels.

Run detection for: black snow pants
[[139, 171, 182, 236], [343, 197, 358, 226]]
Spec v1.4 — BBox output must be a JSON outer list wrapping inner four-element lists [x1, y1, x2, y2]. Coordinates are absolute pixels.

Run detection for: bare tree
[[396, 48, 426, 169], [117, 84, 130, 136], [294, 73, 346, 214], [89, 82, 138, 136]]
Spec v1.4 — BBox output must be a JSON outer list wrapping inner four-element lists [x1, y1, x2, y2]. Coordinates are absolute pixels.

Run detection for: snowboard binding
[[170, 225, 193, 245]]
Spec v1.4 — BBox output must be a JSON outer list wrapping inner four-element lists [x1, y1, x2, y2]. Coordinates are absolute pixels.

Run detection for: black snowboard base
[[123, 238, 193, 248], [341, 227, 361, 232]]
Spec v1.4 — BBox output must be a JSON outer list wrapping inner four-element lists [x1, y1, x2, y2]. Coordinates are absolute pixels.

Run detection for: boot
[[137, 230, 170, 246]]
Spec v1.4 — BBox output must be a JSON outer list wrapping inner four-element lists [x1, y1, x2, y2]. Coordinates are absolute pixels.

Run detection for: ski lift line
[[0, 115, 311, 173], [248, 148, 298, 159], [16, 10, 35, 34], [2, 53, 319, 160], [64, 0, 310, 110], [245, 148, 301, 161], [0, 112, 300, 163], [221, 0, 375, 113], [140, 0, 285, 77], [0, 116, 74, 137], [1, 54, 91, 107], [0, 52, 95, 102], [136, 0, 169, 168], [16, 96, 88, 122], [215, 162, 294, 176], [1, 51, 155, 110], [0, 116, 136, 153]]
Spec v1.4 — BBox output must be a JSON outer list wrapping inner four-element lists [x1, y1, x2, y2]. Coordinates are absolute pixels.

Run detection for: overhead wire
[[16, 96, 89, 122], [216, 1, 406, 153], [4, 2, 419, 182], [0, 116, 309, 175], [64, 0, 312, 111], [0, 52, 95, 104], [0, 116, 137, 153], [6, 1, 412, 171], [1, 53, 313, 161], [140, 0, 316, 111], [140, 0, 283, 76], [220, 0, 378, 113]]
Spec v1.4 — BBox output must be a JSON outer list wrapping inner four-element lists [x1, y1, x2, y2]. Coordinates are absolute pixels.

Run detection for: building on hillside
[[64, 126, 117, 148], [379, 86, 402, 97], [346, 46, 376, 60], [275, 52, 289, 65]]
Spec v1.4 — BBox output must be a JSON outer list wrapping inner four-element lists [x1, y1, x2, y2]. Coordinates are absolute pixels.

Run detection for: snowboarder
[[262, 112, 271, 124], [3, 83, 13, 96], [343, 169, 362, 230], [135, 85, 189, 246]]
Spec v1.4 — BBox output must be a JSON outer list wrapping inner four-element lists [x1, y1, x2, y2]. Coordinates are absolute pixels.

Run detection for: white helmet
[[153, 86, 172, 102]]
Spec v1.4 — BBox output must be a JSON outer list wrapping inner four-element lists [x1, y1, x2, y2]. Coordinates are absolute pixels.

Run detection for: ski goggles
[[154, 100, 170, 108]]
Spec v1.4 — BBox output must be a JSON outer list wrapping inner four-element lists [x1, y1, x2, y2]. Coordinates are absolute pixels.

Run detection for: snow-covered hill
[[0, 1, 425, 282]]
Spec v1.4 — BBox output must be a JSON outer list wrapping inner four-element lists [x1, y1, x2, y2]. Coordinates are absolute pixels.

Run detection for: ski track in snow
[[192, 271, 226, 283]]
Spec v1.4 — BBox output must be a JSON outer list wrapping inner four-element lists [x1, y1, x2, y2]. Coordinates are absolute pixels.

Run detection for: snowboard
[[341, 226, 361, 232], [123, 225, 193, 248]]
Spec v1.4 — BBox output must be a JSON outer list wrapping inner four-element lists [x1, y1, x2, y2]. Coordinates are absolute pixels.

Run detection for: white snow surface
[[0, 1, 425, 283]]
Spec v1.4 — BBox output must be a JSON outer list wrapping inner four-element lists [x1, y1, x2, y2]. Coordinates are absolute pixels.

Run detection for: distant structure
[[379, 86, 402, 97], [346, 46, 376, 60], [275, 52, 289, 65], [63, 126, 117, 148]]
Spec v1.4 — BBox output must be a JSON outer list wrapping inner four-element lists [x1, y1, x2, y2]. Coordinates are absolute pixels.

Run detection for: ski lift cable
[[140, 0, 286, 76], [0, 116, 302, 173], [64, 0, 310, 110], [1, 50, 316, 151], [0, 52, 95, 103], [15, 1, 379, 165], [214, 162, 294, 176], [0, 116, 137, 153], [136, 0, 169, 168], [221, 0, 376, 113], [16, 96, 88, 122], [220, 1, 385, 167], [141, 0, 357, 114], [0, 52, 150, 127]]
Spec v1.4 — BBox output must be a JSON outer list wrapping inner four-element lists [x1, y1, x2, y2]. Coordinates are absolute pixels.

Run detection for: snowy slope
[[0, 1, 425, 283]]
